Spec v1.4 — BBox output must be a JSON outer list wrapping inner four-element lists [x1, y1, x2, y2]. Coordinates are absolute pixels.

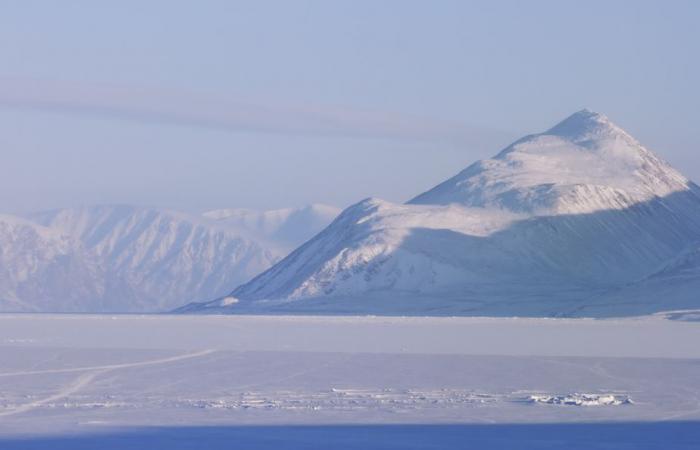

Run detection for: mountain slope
[[575, 242, 700, 317], [184, 110, 700, 316]]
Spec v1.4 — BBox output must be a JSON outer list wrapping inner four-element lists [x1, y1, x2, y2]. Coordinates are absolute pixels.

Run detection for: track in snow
[[0, 349, 215, 417]]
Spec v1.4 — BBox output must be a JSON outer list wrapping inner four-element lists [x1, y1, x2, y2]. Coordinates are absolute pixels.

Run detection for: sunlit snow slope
[[186, 110, 700, 316]]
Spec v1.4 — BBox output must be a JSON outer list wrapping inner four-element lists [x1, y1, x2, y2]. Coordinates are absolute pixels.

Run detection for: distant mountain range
[[183, 110, 700, 317], [0, 204, 339, 312]]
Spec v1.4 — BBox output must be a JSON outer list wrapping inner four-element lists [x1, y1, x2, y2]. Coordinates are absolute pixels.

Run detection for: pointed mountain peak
[[409, 109, 690, 212], [546, 109, 632, 143]]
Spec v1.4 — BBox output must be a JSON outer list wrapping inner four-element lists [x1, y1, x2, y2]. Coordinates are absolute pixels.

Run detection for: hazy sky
[[1, 0, 698, 214]]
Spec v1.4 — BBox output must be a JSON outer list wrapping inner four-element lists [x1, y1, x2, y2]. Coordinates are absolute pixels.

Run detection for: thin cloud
[[0, 78, 515, 146]]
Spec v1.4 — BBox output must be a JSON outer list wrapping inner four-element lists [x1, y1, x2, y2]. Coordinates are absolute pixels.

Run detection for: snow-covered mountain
[[29, 205, 278, 312], [0, 215, 112, 312], [184, 110, 700, 316], [0, 204, 339, 312]]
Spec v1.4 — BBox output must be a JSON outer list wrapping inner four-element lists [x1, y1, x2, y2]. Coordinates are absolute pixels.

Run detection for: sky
[[1, 0, 698, 214]]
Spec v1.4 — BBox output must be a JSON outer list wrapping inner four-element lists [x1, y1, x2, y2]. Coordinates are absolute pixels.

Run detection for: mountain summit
[[183, 111, 700, 317], [546, 109, 630, 141], [409, 109, 691, 214]]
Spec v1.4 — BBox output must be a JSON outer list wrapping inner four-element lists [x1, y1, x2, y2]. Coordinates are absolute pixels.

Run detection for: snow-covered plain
[[1, 312, 699, 449]]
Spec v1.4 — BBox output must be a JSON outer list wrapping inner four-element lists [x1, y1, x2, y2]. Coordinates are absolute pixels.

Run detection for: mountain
[[0, 214, 112, 312], [183, 110, 700, 316], [0, 204, 338, 312], [29, 205, 278, 312]]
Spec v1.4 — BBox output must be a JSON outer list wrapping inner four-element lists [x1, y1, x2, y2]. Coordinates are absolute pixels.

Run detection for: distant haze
[[1, 1, 698, 213]]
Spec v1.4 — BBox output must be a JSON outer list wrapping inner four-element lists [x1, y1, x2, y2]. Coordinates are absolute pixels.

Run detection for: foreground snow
[[0, 312, 699, 449]]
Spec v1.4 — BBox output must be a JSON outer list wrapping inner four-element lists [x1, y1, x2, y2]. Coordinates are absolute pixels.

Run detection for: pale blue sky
[[1, 0, 698, 213]]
